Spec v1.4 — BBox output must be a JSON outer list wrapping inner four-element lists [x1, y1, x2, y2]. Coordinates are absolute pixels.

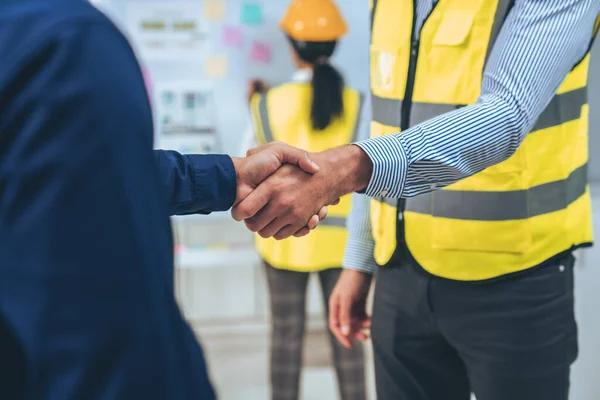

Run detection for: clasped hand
[[231, 142, 372, 240]]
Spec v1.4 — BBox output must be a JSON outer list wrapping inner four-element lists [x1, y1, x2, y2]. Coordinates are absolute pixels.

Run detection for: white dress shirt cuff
[[355, 135, 408, 199], [342, 237, 377, 275]]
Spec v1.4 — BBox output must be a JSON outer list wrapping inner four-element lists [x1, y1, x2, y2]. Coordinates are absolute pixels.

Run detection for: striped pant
[[264, 262, 366, 400]]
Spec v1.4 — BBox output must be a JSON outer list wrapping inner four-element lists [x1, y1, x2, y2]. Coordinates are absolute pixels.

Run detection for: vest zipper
[[401, 38, 419, 132], [392, 1, 438, 261], [396, 37, 419, 223], [396, 2, 421, 231]]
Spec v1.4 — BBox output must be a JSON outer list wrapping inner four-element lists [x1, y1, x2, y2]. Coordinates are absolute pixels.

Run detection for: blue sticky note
[[241, 2, 263, 25]]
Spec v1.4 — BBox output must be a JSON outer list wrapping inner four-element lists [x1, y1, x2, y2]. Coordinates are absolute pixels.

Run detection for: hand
[[329, 269, 372, 348], [231, 142, 327, 237], [231, 144, 373, 240]]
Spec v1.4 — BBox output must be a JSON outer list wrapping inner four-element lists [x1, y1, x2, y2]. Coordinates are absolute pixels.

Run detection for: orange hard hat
[[280, 0, 348, 42]]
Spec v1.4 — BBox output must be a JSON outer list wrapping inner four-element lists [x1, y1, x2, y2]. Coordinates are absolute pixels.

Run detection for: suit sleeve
[[153, 150, 236, 216]]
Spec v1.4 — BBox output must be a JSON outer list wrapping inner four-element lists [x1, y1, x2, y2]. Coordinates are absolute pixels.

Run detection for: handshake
[[230, 142, 373, 239]]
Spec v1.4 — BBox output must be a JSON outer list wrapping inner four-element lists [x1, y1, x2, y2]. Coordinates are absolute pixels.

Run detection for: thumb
[[339, 295, 352, 337], [246, 143, 272, 158], [276, 145, 320, 174], [296, 151, 320, 174]]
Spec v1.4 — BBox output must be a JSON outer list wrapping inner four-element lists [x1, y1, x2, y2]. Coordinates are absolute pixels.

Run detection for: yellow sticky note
[[205, 55, 227, 78], [204, 0, 225, 21]]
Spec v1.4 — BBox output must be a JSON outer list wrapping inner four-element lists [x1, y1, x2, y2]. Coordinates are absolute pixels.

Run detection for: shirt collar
[[292, 68, 312, 83]]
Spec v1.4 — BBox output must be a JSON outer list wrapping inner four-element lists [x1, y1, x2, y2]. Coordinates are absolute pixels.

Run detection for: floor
[[196, 324, 377, 400]]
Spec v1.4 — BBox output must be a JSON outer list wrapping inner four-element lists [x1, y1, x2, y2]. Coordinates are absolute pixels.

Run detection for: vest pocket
[[432, 9, 476, 47], [420, 8, 482, 105], [432, 216, 532, 254]]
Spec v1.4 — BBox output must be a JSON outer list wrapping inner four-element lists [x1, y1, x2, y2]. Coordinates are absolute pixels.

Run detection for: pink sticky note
[[222, 26, 243, 48], [249, 41, 271, 63], [141, 67, 153, 99]]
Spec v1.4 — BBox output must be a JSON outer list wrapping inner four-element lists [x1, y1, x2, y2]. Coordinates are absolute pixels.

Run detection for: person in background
[[242, 1, 368, 399]]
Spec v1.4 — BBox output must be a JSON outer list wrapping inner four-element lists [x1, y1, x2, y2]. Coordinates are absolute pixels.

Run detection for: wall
[[98, 0, 370, 157], [571, 36, 600, 400]]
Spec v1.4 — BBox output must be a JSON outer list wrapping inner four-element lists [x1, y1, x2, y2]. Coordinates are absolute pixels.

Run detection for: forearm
[[343, 193, 377, 274], [154, 150, 236, 216], [354, 0, 599, 199], [357, 93, 525, 198]]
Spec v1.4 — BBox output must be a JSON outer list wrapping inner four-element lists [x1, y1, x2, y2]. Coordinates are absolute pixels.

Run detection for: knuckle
[[275, 232, 288, 241], [281, 193, 294, 206], [240, 203, 253, 218], [231, 210, 242, 222], [341, 294, 352, 304], [245, 221, 258, 232], [290, 208, 304, 222]]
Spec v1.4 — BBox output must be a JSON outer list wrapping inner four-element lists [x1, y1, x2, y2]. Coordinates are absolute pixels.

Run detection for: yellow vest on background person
[[250, 84, 363, 272], [370, 0, 600, 280]]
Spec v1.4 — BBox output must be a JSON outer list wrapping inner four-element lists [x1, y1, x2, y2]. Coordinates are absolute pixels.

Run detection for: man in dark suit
[[0, 0, 325, 398]]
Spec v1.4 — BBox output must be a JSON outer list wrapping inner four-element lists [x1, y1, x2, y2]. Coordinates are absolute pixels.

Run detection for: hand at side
[[328, 269, 372, 348]]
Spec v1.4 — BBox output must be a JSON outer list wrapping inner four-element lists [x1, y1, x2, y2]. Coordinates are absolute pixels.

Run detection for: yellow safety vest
[[370, 0, 600, 280], [250, 82, 363, 272]]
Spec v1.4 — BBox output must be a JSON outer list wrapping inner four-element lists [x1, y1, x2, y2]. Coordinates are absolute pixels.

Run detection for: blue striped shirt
[[344, 0, 600, 274]]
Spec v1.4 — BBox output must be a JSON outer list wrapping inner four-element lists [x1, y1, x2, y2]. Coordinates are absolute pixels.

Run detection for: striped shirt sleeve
[[344, 0, 599, 274], [357, 0, 599, 200], [343, 94, 379, 273]]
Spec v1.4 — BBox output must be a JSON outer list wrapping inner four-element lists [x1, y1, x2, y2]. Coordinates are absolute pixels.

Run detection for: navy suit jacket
[[0, 1, 234, 398]]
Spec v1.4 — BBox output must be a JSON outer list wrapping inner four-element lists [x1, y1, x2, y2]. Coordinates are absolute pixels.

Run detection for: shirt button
[[398, 212, 404, 221], [380, 189, 389, 196]]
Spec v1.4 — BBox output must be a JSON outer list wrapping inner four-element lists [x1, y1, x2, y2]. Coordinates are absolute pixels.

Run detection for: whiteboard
[[96, 0, 370, 156]]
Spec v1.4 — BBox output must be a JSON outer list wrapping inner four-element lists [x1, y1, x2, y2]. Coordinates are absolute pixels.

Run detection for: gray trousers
[[372, 254, 578, 400], [264, 262, 366, 400]]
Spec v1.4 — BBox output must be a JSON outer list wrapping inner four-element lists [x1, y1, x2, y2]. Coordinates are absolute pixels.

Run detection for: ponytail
[[288, 36, 344, 131], [310, 61, 344, 131]]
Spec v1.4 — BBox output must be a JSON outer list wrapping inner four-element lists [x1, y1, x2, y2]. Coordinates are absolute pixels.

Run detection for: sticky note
[[241, 2, 263, 25], [222, 26, 243, 48], [249, 41, 271, 63], [204, 0, 225, 21], [141, 67, 153, 99], [205, 55, 228, 77]]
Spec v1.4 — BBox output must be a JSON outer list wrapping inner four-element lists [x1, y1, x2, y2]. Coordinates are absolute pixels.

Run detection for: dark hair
[[288, 37, 344, 131]]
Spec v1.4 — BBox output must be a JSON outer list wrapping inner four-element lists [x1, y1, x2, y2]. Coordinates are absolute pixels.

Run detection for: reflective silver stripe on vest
[[372, 95, 402, 127], [351, 93, 366, 142], [372, 87, 587, 133], [531, 87, 587, 131], [259, 90, 364, 144], [410, 103, 460, 127], [401, 163, 588, 221], [320, 216, 347, 228], [372, 96, 460, 128], [258, 93, 274, 143]]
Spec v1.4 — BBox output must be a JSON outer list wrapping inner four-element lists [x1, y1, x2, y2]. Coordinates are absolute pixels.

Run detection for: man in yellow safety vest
[[233, 1, 600, 399]]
